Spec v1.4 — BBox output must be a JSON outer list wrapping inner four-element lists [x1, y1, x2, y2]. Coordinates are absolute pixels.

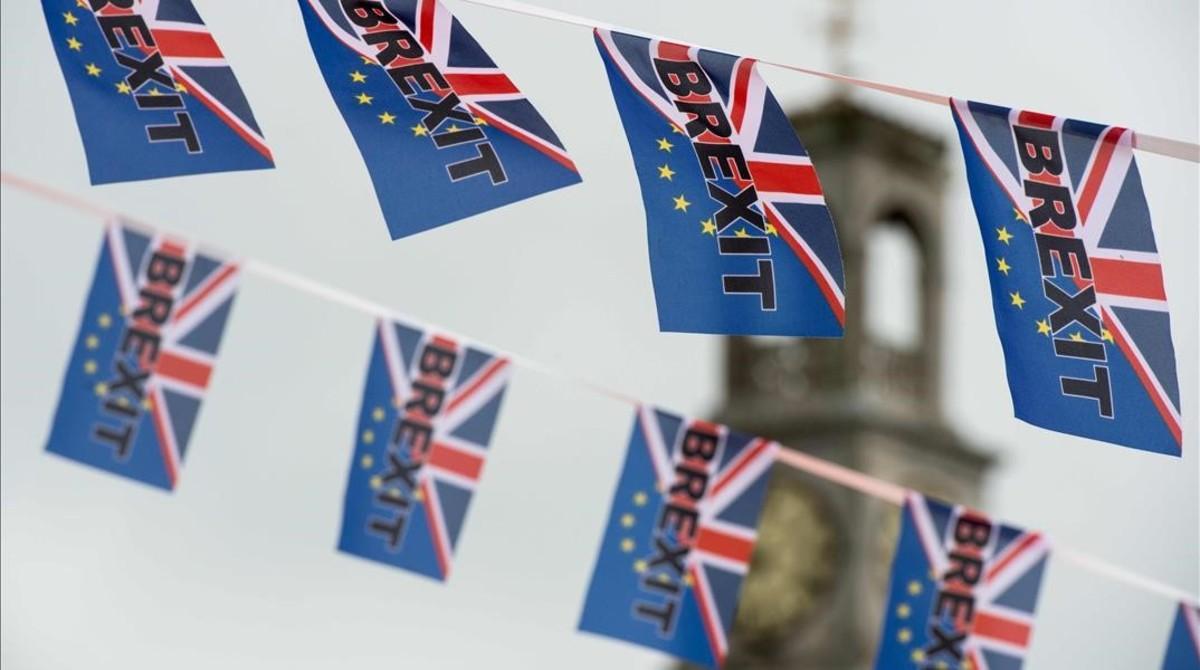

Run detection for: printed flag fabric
[[46, 222, 240, 490], [338, 317, 511, 581], [41, 0, 273, 184], [579, 406, 778, 668], [1162, 602, 1200, 670], [951, 99, 1181, 456], [875, 492, 1051, 670], [594, 29, 845, 336], [297, 0, 581, 239]]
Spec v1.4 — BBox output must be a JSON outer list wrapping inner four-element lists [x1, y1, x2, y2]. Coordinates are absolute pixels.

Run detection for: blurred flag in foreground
[[579, 405, 777, 668], [875, 492, 1050, 670], [951, 98, 1181, 456], [594, 28, 845, 336], [41, 0, 273, 183], [1161, 602, 1200, 670], [47, 222, 239, 490], [339, 317, 510, 581], [297, 0, 581, 239]]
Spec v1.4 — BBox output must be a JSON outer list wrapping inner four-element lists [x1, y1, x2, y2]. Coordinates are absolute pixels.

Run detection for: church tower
[[714, 98, 993, 669]]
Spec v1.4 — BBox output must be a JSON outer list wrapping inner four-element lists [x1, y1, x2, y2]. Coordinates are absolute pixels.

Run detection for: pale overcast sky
[[2, 1, 1196, 669]]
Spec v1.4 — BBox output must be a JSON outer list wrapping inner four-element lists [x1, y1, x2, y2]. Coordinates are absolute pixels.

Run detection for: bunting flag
[[40, 0, 273, 184], [875, 492, 1050, 670], [593, 29, 845, 336], [1162, 602, 1200, 670], [338, 317, 511, 580], [46, 222, 240, 490], [579, 406, 778, 668], [950, 99, 1181, 456], [296, 0, 581, 239]]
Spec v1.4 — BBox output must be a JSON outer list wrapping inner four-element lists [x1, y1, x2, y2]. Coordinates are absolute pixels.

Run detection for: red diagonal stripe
[[1077, 126, 1124, 224], [151, 29, 223, 59], [429, 443, 484, 481], [444, 72, 519, 97], [1091, 258, 1166, 301], [709, 438, 771, 499], [445, 358, 507, 415], [695, 526, 754, 565], [154, 350, 212, 389], [728, 58, 754, 132], [173, 264, 237, 323], [747, 160, 822, 195], [972, 611, 1032, 648], [986, 533, 1041, 583]]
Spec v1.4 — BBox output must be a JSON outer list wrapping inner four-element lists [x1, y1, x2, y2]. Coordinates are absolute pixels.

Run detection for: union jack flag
[[338, 318, 510, 581], [952, 99, 1181, 455], [42, 0, 273, 183], [1162, 602, 1200, 670], [875, 492, 1051, 670], [579, 406, 778, 668], [46, 222, 240, 491], [298, 0, 581, 239], [594, 29, 844, 336]]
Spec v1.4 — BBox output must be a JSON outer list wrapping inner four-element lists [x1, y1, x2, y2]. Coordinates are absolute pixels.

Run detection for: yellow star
[[1010, 291, 1026, 309], [907, 580, 922, 596], [378, 111, 396, 124], [911, 650, 926, 663], [701, 219, 717, 236], [63, 11, 79, 25], [413, 488, 425, 502], [66, 37, 83, 51], [446, 124, 461, 133], [93, 382, 108, 397], [633, 559, 648, 573], [85, 334, 99, 350], [174, 82, 188, 94], [85, 63, 101, 77], [97, 313, 112, 328], [148, 88, 163, 97], [355, 92, 373, 105], [116, 81, 132, 94], [370, 475, 382, 490], [682, 574, 694, 587], [996, 258, 1011, 275], [411, 124, 428, 137], [620, 538, 635, 553], [141, 397, 153, 411], [360, 454, 374, 469], [1036, 319, 1052, 336], [473, 116, 488, 126], [656, 137, 673, 152], [115, 396, 130, 408], [997, 227, 1014, 244], [76, 0, 87, 7], [765, 223, 778, 236], [350, 70, 367, 83], [657, 164, 675, 180], [371, 406, 385, 422], [670, 124, 684, 135], [632, 491, 648, 507], [362, 429, 375, 444], [897, 603, 911, 619], [657, 573, 671, 584], [1013, 207, 1027, 223], [360, 55, 374, 65], [1101, 329, 1114, 343], [83, 360, 97, 375], [897, 628, 912, 644], [1069, 331, 1085, 342], [735, 228, 750, 238], [620, 513, 635, 528], [672, 195, 690, 212]]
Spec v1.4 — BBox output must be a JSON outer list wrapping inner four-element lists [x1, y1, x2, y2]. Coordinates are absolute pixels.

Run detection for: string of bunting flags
[[2, 171, 1196, 670]]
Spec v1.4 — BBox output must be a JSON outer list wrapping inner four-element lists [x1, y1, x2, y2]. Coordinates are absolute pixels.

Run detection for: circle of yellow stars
[[59, 8, 190, 101]]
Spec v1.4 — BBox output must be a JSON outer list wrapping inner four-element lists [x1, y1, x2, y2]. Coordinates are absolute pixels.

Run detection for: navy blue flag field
[[339, 317, 511, 581], [875, 492, 1051, 670], [1162, 602, 1200, 670], [297, 0, 581, 239], [950, 99, 1182, 456], [579, 406, 778, 668], [41, 0, 273, 184], [46, 222, 240, 490], [594, 29, 845, 336]]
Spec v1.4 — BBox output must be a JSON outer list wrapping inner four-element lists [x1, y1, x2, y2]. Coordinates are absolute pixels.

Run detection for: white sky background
[[1, 0, 1196, 668]]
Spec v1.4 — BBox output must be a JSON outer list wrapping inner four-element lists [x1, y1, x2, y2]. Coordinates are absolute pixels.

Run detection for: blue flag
[[297, 0, 581, 239], [1162, 602, 1200, 670], [41, 0, 273, 184], [950, 99, 1181, 455], [579, 406, 777, 668], [594, 29, 845, 336], [47, 223, 240, 490], [339, 318, 511, 581], [875, 492, 1050, 670]]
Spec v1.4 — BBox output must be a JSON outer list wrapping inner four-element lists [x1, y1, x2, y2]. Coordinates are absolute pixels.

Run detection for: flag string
[[456, 0, 1200, 164], [0, 170, 1195, 607]]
